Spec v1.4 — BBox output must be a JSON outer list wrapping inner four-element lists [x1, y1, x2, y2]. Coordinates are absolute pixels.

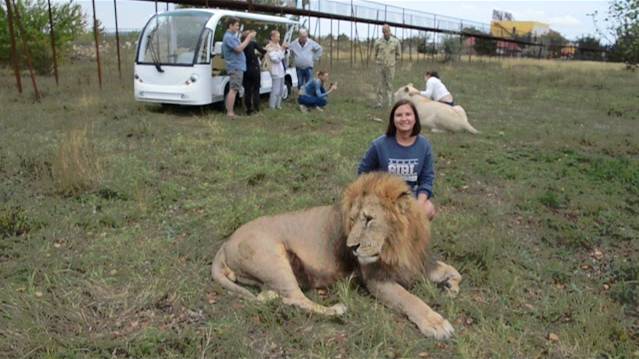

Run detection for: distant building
[[490, 21, 550, 39]]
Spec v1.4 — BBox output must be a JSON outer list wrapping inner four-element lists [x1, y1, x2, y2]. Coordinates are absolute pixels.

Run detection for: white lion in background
[[394, 84, 479, 134]]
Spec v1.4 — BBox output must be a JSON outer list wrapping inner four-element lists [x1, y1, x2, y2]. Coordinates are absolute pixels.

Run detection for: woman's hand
[[417, 193, 436, 221]]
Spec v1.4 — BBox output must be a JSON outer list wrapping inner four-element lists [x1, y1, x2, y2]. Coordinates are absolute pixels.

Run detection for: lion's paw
[[257, 290, 280, 302], [330, 303, 347, 316], [420, 313, 454, 340], [442, 279, 460, 298]]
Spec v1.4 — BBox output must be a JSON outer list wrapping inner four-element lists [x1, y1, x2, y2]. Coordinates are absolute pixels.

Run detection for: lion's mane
[[341, 173, 432, 286]]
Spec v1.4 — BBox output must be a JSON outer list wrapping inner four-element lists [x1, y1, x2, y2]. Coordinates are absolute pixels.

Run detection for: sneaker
[[299, 104, 308, 112], [315, 106, 324, 112]]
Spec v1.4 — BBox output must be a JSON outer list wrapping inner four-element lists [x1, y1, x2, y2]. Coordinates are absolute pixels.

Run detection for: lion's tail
[[211, 245, 256, 300], [453, 106, 479, 135]]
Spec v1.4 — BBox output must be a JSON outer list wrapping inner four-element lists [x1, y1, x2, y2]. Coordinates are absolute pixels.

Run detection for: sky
[[67, 0, 611, 41]]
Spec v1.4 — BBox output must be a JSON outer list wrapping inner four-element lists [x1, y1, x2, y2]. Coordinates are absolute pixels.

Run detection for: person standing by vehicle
[[357, 99, 437, 220], [265, 30, 288, 110], [242, 30, 266, 115], [222, 17, 254, 118], [374, 24, 401, 108], [288, 28, 323, 92]]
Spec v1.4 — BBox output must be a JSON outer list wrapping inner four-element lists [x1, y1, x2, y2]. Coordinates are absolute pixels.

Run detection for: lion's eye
[[363, 214, 373, 225]]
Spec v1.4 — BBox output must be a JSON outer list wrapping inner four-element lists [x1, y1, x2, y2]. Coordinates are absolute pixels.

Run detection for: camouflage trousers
[[376, 65, 396, 107]]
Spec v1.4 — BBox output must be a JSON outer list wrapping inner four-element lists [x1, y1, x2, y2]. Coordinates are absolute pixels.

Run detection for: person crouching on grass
[[357, 99, 437, 221], [297, 70, 337, 112]]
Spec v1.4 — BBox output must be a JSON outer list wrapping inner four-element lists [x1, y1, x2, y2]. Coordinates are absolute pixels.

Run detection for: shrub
[[0, 0, 86, 75]]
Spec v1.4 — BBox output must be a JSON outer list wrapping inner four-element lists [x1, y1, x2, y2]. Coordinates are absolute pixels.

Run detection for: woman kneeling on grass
[[298, 70, 337, 112], [358, 99, 437, 220]]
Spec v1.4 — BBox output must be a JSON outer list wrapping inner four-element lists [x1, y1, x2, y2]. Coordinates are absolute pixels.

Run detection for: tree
[[539, 30, 568, 58], [608, 0, 639, 68], [0, 0, 85, 75], [462, 27, 497, 56], [575, 35, 604, 61], [441, 35, 461, 62]]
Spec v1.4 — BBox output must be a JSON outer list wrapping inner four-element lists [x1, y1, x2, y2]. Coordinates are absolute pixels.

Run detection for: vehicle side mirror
[[212, 41, 223, 56]]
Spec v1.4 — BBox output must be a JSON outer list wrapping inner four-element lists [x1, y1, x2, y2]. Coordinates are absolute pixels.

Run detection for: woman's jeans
[[298, 95, 327, 108], [269, 77, 284, 109]]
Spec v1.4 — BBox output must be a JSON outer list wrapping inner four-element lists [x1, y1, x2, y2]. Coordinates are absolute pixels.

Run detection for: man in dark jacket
[[242, 30, 266, 115]]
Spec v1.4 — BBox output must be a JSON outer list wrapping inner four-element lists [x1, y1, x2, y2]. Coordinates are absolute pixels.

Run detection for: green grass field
[[1, 53, 638, 358]]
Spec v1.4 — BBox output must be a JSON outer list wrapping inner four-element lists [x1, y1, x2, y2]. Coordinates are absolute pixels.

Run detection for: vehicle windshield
[[137, 11, 212, 65]]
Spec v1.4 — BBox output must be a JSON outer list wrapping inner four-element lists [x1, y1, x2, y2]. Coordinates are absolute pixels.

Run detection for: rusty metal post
[[409, 15, 412, 62], [317, 1, 320, 49], [329, 19, 333, 70], [113, 0, 122, 79], [12, 0, 40, 100], [91, 0, 103, 89], [366, 22, 371, 67], [46, 0, 59, 85], [350, 0, 353, 67], [4, 0, 22, 93], [401, 8, 405, 64], [337, 20, 340, 61]]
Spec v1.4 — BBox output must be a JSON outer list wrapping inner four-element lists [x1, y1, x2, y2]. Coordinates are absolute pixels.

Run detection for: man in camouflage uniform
[[374, 24, 401, 108]]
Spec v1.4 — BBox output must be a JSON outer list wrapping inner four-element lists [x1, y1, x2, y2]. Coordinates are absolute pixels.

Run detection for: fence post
[[4, 0, 22, 94], [91, 0, 103, 89], [113, 0, 122, 79], [46, 0, 59, 85], [330, 19, 333, 70], [350, 0, 353, 67]]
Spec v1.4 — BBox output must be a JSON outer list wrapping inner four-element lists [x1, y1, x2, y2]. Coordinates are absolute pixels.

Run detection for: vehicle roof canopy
[[154, 8, 300, 28]]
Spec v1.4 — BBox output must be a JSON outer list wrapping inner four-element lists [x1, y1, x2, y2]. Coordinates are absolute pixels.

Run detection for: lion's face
[[345, 195, 392, 264], [342, 173, 428, 270], [393, 83, 420, 102]]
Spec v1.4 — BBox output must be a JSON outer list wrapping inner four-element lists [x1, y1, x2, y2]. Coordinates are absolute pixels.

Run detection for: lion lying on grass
[[212, 173, 461, 339], [394, 84, 479, 134]]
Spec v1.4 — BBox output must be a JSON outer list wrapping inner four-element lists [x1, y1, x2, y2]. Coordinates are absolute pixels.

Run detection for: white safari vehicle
[[134, 9, 299, 105]]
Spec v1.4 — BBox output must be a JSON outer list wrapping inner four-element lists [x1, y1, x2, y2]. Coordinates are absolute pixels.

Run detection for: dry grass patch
[[51, 127, 103, 196]]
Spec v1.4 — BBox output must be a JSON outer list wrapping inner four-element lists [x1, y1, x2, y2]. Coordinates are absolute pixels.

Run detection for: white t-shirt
[[420, 77, 451, 101]]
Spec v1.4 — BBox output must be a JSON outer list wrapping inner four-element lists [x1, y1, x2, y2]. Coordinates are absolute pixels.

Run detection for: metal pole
[[401, 9, 406, 64], [155, 0, 158, 13], [337, 20, 340, 61], [46, 0, 59, 85], [91, 0, 103, 89], [317, 1, 321, 49], [350, 0, 353, 67], [366, 21, 370, 67], [409, 15, 412, 61], [4, 0, 22, 93], [330, 19, 333, 69], [113, 0, 122, 79], [12, 0, 40, 100]]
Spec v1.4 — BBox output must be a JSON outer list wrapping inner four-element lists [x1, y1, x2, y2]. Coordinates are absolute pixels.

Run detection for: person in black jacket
[[241, 30, 266, 115]]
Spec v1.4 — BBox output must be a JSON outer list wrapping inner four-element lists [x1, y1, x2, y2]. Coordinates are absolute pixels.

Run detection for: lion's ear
[[397, 191, 412, 213], [408, 82, 414, 87]]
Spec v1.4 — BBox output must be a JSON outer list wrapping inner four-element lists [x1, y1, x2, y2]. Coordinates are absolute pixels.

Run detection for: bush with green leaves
[[442, 35, 462, 62], [0, 0, 85, 75]]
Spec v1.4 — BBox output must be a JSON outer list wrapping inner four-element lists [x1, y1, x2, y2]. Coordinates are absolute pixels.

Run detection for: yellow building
[[491, 21, 550, 38]]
